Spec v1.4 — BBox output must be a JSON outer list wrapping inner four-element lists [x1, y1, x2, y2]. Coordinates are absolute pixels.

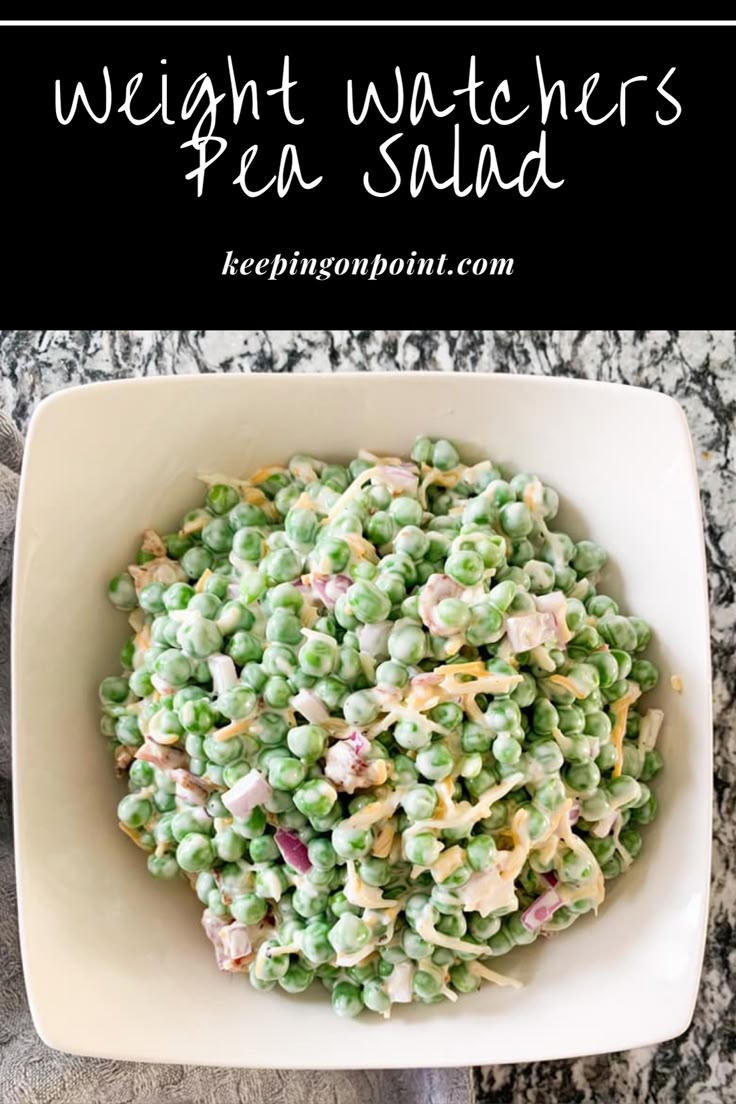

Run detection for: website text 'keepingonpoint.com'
[[221, 250, 514, 282]]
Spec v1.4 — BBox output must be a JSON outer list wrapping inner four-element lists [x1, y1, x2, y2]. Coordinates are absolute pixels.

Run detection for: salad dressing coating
[[101, 438, 664, 1018]]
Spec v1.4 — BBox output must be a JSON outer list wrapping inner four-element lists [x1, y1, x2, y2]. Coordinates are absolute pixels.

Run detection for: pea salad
[[101, 438, 664, 1018]]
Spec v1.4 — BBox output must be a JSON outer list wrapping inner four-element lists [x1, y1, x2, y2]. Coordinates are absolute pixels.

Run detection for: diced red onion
[[411, 671, 443, 688], [592, 810, 619, 838], [208, 654, 238, 694], [134, 739, 188, 770], [568, 801, 581, 826], [222, 768, 273, 819], [347, 729, 370, 757], [356, 620, 393, 659], [292, 689, 329, 724], [275, 828, 312, 873], [227, 581, 240, 600], [384, 960, 414, 1003], [312, 573, 351, 609], [504, 611, 558, 653], [540, 871, 559, 888], [521, 887, 565, 931], [223, 923, 252, 962], [376, 464, 419, 495]]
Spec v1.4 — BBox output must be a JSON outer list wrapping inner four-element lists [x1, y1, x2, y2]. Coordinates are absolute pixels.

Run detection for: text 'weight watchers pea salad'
[[101, 438, 664, 1018]]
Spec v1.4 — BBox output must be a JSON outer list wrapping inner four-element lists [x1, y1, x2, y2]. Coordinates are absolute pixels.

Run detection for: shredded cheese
[[468, 961, 523, 990], [547, 674, 588, 700], [195, 568, 213, 593], [610, 684, 643, 778], [213, 716, 256, 742]]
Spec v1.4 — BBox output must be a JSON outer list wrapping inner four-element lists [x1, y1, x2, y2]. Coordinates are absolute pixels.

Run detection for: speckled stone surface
[[0, 330, 732, 1104]]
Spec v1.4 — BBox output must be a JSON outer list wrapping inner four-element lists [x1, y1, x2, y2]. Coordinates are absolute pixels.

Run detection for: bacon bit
[[195, 568, 213, 594], [671, 674, 683, 693], [610, 684, 643, 779], [213, 716, 256, 742], [141, 528, 167, 557], [135, 739, 188, 770], [129, 557, 186, 591], [114, 746, 134, 776]]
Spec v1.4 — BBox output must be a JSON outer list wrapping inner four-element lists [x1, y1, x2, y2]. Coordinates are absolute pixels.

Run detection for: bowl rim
[[12, 370, 713, 1066]]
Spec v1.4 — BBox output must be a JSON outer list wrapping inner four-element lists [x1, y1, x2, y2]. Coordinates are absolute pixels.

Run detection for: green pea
[[202, 733, 243, 766], [403, 785, 439, 821], [293, 781, 338, 824], [620, 826, 643, 858], [389, 496, 423, 528], [467, 834, 497, 872], [385, 621, 424, 666], [268, 757, 306, 792], [608, 650, 632, 682], [249, 834, 280, 864], [203, 483, 239, 516], [571, 540, 607, 575], [117, 793, 152, 828], [343, 689, 381, 726], [565, 761, 601, 794], [416, 742, 454, 781], [153, 649, 192, 688], [109, 571, 139, 613], [115, 714, 142, 748], [640, 749, 663, 782], [177, 618, 223, 660], [535, 776, 566, 811], [176, 832, 215, 872], [99, 676, 129, 706], [128, 759, 154, 790], [358, 856, 391, 887], [345, 579, 391, 625], [630, 659, 659, 692], [332, 824, 373, 860], [404, 832, 443, 866], [146, 853, 179, 880], [597, 615, 638, 653], [330, 979, 364, 1018], [214, 827, 247, 862], [373, 661, 408, 691], [264, 609, 302, 647]]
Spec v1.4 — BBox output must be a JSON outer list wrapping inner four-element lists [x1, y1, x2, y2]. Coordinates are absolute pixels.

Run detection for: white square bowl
[[13, 373, 712, 1068]]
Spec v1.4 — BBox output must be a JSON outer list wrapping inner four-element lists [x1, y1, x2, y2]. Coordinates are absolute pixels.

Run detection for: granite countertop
[[0, 330, 732, 1104]]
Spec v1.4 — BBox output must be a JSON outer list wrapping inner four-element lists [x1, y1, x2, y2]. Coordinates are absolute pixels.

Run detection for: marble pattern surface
[[0, 330, 732, 1104]]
